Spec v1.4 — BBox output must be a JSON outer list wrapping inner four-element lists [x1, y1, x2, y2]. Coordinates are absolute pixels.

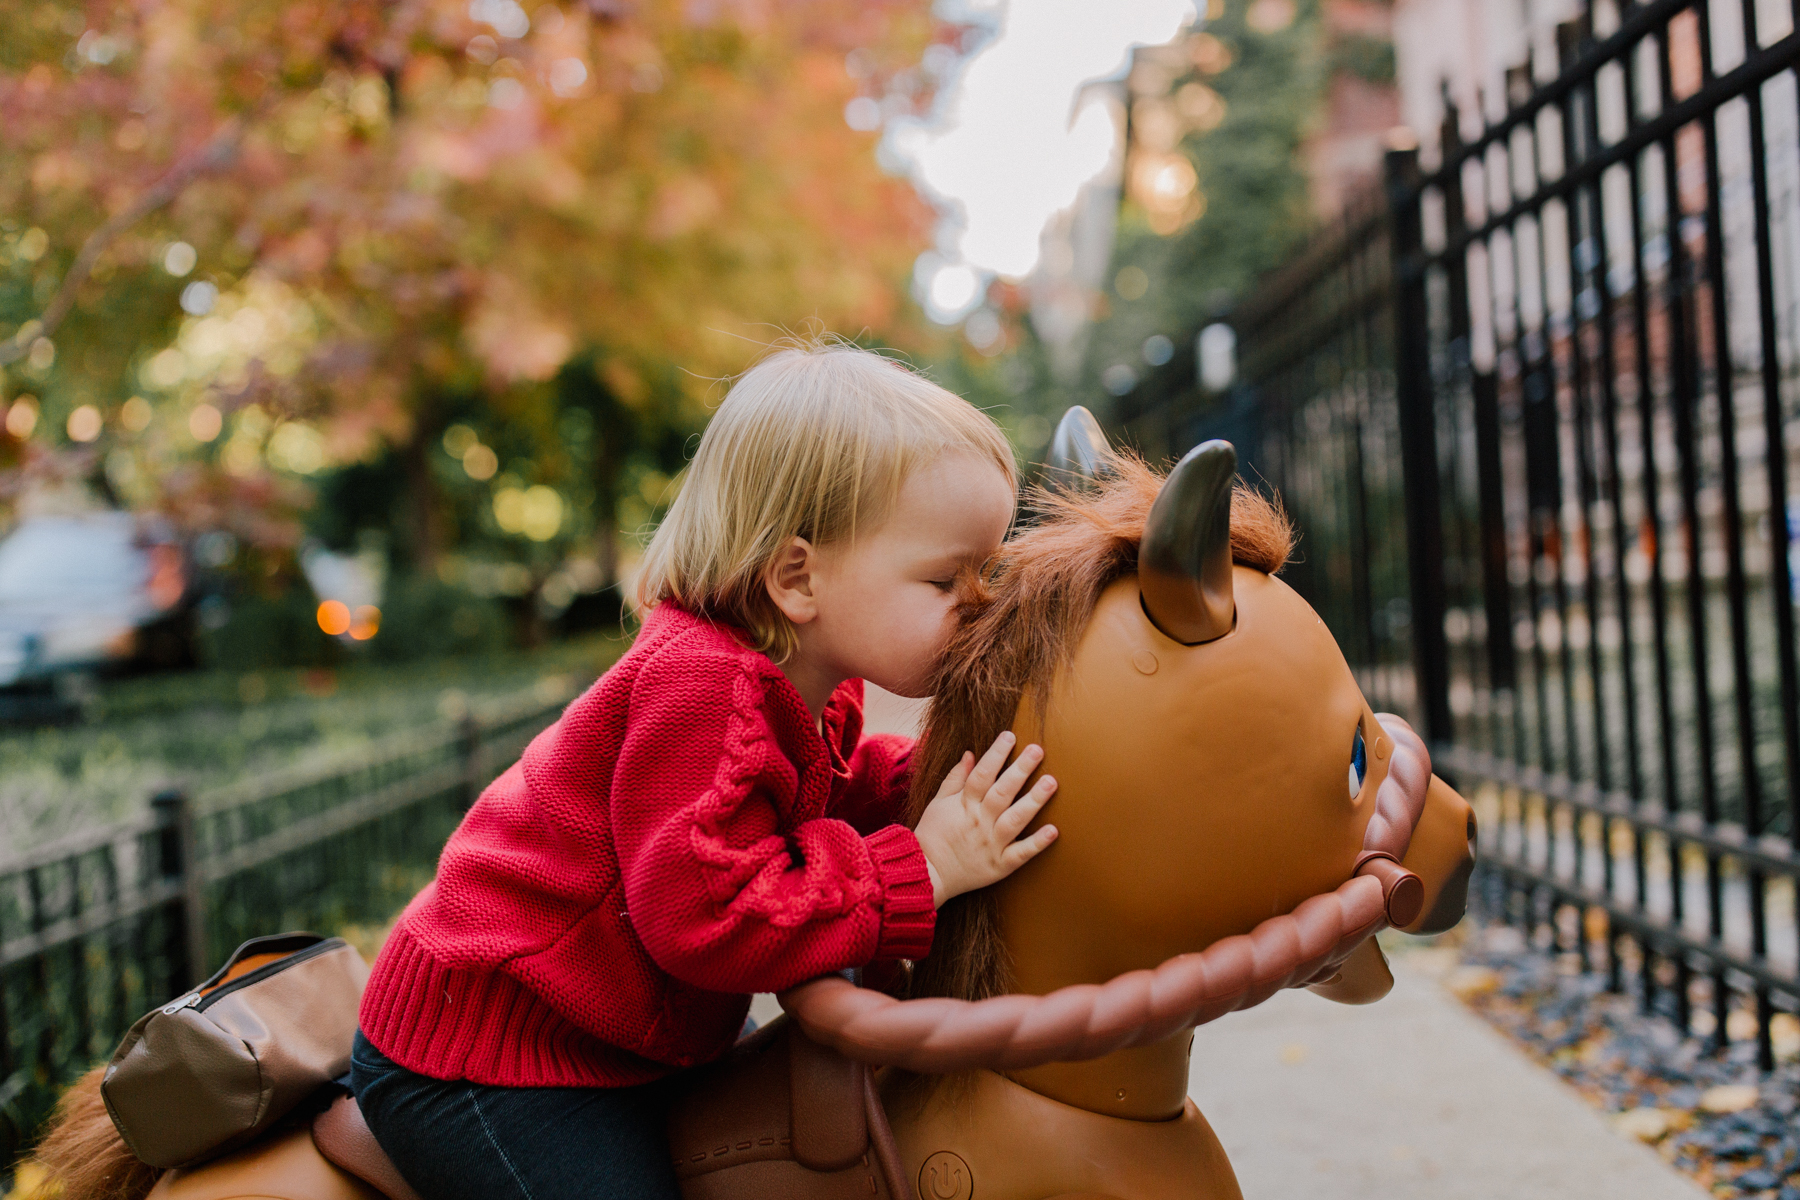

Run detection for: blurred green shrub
[[195, 578, 510, 669], [198, 589, 340, 671], [367, 576, 510, 662], [4, 631, 629, 853]]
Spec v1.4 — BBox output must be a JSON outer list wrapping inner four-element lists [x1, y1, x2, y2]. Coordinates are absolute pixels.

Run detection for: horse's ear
[[1139, 440, 1236, 644], [1043, 405, 1109, 491]]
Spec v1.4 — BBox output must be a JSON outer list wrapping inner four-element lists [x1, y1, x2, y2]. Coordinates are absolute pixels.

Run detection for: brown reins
[[779, 716, 1433, 1074]]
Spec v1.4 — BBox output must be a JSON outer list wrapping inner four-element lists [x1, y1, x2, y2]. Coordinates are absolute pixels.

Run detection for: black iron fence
[[0, 687, 577, 1175], [1122, 0, 1800, 1068]]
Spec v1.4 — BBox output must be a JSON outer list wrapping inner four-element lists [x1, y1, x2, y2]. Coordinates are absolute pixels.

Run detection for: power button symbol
[[919, 1150, 973, 1200]]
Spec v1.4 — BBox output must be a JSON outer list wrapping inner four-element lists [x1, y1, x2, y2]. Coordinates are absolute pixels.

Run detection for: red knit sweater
[[358, 603, 936, 1088]]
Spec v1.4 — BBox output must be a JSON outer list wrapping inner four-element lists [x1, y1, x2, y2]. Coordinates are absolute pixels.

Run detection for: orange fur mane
[[26, 1066, 162, 1200], [903, 452, 1293, 1004]]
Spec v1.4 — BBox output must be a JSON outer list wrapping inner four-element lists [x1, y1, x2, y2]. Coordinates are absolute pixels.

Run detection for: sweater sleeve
[[610, 648, 935, 994], [831, 733, 917, 835]]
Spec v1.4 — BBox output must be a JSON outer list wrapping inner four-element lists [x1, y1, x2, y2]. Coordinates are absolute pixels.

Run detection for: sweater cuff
[[865, 824, 936, 960]]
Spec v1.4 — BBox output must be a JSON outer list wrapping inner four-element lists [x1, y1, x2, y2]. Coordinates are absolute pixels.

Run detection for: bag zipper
[[196, 938, 344, 1011], [153, 939, 345, 1016]]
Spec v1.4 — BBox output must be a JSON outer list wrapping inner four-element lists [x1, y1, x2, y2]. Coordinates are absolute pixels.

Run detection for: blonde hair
[[634, 342, 1018, 661]]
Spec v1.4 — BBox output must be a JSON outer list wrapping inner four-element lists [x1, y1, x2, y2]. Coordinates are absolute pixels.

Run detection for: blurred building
[[1306, 0, 1403, 218], [1028, 84, 1128, 383], [1025, 35, 1213, 383], [1032, 11, 1405, 381]]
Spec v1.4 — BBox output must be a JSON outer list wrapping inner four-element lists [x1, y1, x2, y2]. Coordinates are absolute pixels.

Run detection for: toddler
[[351, 343, 1059, 1200]]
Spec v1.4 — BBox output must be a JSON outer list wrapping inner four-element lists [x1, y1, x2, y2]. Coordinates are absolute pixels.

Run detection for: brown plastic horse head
[[908, 413, 1475, 1013], [1003, 459, 1412, 990]]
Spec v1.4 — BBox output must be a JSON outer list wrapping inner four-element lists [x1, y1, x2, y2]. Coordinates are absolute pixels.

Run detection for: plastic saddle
[[300, 1019, 911, 1200]]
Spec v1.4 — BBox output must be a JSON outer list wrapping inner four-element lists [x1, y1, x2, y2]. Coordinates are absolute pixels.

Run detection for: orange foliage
[[0, 0, 942, 510]]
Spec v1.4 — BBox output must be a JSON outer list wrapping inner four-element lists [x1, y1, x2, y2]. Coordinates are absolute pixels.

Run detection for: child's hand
[[914, 731, 1059, 908]]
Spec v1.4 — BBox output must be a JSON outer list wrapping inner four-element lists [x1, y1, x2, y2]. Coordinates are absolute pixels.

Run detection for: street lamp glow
[[317, 600, 351, 636]]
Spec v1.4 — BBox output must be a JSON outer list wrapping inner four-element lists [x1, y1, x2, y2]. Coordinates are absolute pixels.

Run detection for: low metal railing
[[0, 686, 576, 1175]]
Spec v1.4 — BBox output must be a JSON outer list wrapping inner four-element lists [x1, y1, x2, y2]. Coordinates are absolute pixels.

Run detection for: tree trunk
[[400, 411, 446, 574], [593, 428, 620, 590]]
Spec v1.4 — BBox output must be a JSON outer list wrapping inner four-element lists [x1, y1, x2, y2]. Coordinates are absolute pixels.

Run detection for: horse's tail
[[26, 1066, 162, 1200]]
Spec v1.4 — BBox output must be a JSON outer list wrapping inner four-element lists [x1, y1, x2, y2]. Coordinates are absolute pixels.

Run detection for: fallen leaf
[[1771, 1012, 1800, 1061], [4, 1161, 48, 1200], [1444, 965, 1501, 999], [1697, 1084, 1759, 1114], [1613, 1108, 1672, 1142]]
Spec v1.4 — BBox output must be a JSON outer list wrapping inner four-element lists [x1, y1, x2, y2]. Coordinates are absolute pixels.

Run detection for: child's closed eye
[[929, 578, 956, 591]]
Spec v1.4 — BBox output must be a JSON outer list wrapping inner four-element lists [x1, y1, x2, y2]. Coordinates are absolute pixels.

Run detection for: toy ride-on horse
[[32, 412, 1475, 1200]]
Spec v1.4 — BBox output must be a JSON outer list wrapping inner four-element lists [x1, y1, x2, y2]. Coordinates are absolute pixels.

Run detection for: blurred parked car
[[0, 512, 191, 711]]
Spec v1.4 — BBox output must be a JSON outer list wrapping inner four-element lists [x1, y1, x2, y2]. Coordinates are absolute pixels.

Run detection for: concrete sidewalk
[[1186, 950, 1708, 1200]]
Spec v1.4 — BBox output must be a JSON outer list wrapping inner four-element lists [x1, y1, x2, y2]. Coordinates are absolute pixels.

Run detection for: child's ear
[[763, 536, 820, 625]]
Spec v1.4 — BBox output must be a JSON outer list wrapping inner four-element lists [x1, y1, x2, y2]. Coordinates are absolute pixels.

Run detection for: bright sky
[[888, 0, 1198, 321]]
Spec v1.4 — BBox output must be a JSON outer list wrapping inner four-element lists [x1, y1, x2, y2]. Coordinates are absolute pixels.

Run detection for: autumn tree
[[0, 0, 941, 619]]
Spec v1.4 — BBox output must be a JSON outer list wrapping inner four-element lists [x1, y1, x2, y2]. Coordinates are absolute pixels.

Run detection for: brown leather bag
[[103, 932, 370, 1170]]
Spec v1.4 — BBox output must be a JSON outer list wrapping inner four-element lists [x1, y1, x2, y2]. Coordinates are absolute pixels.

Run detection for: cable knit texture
[[359, 603, 934, 1087]]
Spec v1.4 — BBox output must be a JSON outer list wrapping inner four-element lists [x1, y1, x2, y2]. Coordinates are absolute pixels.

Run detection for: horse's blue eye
[[1349, 725, 1367, 799]]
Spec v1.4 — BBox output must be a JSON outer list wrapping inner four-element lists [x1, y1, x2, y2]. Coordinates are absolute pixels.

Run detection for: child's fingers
[[964, 731, 1015, 797], [1000, 824, 1059, 871], [934, 751, 975, 800], [981, 743, 1044, 810], [994, 775, 1056, 840]]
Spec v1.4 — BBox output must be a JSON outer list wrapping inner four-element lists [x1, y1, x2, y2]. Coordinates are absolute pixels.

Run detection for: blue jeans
[[350, 1030, 683, 1200]]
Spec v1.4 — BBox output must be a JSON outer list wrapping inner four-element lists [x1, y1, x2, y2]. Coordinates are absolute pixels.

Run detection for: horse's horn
[[1044, 406, 1108, 489], [1139, 439, 1236, 644]]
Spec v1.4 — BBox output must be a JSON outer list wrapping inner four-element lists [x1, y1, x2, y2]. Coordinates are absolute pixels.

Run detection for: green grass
[[0, 631, 632, 856]]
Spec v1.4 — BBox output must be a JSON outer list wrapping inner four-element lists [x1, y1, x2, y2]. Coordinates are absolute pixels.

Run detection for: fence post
[[151, 789, 208, 990], [1384, 144, 1453, 745], [458, 712, 483, 811]]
